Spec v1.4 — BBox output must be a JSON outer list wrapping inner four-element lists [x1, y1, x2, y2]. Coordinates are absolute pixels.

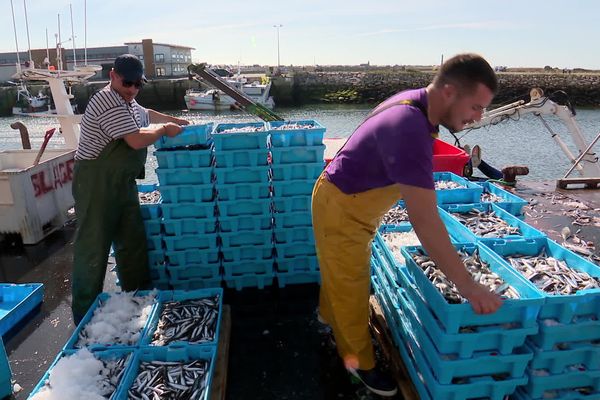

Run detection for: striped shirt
[[75, 84, 150, 160]]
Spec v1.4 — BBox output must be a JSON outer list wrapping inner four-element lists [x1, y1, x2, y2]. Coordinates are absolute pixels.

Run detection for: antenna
[[45, 28, 50, 69], [57, 13, 63, 71], [70, 3, 77, 68], [10, 0, 21, 72], [23, 0, 32, 63]]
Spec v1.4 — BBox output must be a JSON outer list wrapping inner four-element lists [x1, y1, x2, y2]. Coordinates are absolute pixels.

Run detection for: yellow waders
[[312, 173, 402, 370]]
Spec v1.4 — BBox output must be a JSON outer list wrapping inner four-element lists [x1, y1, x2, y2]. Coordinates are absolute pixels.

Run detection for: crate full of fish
[[276, 255, 319, 273], [272, 196, 312, 214], [218, 214, 273, 233], [165, 248, 220, 267], [433, 171, 483, 204], [223, 259, 274, 278], [115, 345, 216, 400], [273, 227, 314, 246], [161, 202, 216, 220], [271, 180, 316, 197], [401, 242, 544, 333], [380, 200, 411, 227], [270, 145, 326, 165], [375, 224, 422, 268], [522, 367, 600, 399], [530, 315, 600, 351], [163, 217, 218, 237], [221, 245, 273, 263], [216, 198, 272, 217], [141, 288, 222, 348], [439, 202, 546, 242], [513, 386, 600, 400], [216, 182, 271, 201], [159, 183, 215, 204], [276, 270, 321, 287], [477, 181, 528, 216], [154, 123, 214, 150], [137, 184, 161, 220], [270, 162, 324, 181], [272, 212, 313, 229], [155, 148, 214, 169], [63, 291, 158, 351], [166, 263, 221, 281], [527, 340, 600, 375], [214, 148, 269, 168], [162, 233, 217, 252], [212, 122, 268, 150], [156, 167, 213, 186], [485, 237, 600, 323], [219, 230, 273, 248], [224, 272, 275, 291], [213, 165, 270, 185], [28, 348, 134, 400], [267, 119, 326, 147], [392, 264, 539, 358]]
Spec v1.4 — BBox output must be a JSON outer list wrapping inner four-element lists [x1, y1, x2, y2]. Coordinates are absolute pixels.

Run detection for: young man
[[71, 54, 189, 323], [312, 53, 504, 396]]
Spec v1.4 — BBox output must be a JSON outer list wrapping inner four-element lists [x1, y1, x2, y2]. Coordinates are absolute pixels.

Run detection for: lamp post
[[273, 24, 283, 71]]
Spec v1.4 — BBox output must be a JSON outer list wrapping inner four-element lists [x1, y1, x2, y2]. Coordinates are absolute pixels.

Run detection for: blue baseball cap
[[114, 54, 147, 82]]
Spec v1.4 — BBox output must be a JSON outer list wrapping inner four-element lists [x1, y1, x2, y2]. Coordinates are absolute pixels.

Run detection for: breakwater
[[1, 71, 599, 116]]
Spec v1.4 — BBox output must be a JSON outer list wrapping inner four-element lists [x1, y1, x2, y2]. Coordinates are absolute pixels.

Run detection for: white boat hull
[[185, 80, 275, 111]]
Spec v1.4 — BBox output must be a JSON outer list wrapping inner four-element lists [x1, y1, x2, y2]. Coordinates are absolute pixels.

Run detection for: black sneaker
[[349, 367, 398, 397]]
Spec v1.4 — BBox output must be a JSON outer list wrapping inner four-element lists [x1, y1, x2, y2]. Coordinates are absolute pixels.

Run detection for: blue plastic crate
[[267, 119, 326, 147], [161, 202, 216, 219], [140, 288, 222, 347], [276, 255, 319, 273], [277, 242, 317, 259], [528, 340, 600, 375], [217, 199, 272, 217], [160, 183, 215, 204], [273, 227, 314, 245], [485, 237, 600, 323], [148, 264, 169, 282], [477, 181, 528, 216], [224, 272, 275, 290], [146, 234, 163, 251], [218, 214, 273, 232], [524, 367, 600, 399], [513, 387, 600, 400], [156, 167, 213, 186], [28, 348, 134, 400], [64, 291, 158, 351], [0, 339, 10, 399], [531, 317, 600, 351], [216, 182, 271, 201], [213, 165, 270, 185], [374, 224, 421, 269], [270, 145, 326, 164], [162, 233, 217, 252], [221, 245, 273, 263], [116, 346, 216, 400], [383, 280, 528, 400], [219, 230, 273, 248], [138, 184, 161, 220], [272, 212, 313, 228], [270, 162, 324, 181], [271, 180, 316, 197], [439, 203, 546, 242], [154, 123, 214, 150], [277, 271, 321, 287], [155, 148, 213, 169], [392, 264, 538, 358], [166, 263, 221, 281], [166, 249, 220, 267], [214, 148, 269, 168], [0, 283, 44, 337], [402, 242, 544, 334], [170, 277, 222, 291], [212, 122, 268, 150], [223, 260, 274, 278], [147, 249, 165, 266], [433, 171, 483, 204], [162, 217, 218, 236], [143, 219, 161, 236], [272, 196, 312, 213]]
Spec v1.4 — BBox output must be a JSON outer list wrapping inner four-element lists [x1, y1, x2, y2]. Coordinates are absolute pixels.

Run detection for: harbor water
[[1, 104, 599, 183]]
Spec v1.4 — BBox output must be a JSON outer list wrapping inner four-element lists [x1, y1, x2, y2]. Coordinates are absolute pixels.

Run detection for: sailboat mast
[[70, 3, 77, 68], [10, 0, 21, 71], [84, 0, 88, 65], [23, 0, 33, 63]]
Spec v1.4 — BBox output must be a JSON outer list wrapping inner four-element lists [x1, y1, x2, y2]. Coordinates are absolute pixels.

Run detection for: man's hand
[[163, 122, 183, 137], [458, 280, 503, 314], [175, 118, 190, 126]]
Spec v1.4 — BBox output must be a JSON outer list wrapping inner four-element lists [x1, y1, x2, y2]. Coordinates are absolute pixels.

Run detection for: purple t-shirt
[[325, 88, 437, 194]]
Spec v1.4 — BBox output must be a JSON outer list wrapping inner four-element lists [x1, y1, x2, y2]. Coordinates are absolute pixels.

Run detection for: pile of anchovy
[[152, 296, 220, 346], [506, 251, 600, 295], [451, 209, 521, 238], [435, 180, 466, 190], [381, 205, 409, 225], [411, 249, 520, 303], [219, 126, 264, 133], [480, 192, 505, 203], [128, 360, 209, 400], [139, 190, 161, 204], [98, 355, 131, 397], [271, 123, 316, 130], [381, 231, 421, 264]]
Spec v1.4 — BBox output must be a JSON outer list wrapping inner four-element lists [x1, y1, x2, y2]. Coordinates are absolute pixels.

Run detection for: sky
[[2, 0, 600, 69]]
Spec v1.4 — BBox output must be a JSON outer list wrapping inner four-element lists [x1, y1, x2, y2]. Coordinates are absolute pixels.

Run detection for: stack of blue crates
[[29, 288, 222, 399], [138, 183, 169, 289], [212, 122, 275, 290], [153, 123, 221, 290], [268, 120, 325, 287]]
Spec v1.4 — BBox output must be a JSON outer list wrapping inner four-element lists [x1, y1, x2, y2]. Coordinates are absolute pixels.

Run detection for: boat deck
[[1, 181, 598, 399]]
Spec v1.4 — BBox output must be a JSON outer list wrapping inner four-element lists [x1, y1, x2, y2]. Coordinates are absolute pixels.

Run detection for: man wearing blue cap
[[71, 54, 189, 323]]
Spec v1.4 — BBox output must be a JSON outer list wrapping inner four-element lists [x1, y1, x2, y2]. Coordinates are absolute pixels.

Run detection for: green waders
[[71, 139, 150, 321]]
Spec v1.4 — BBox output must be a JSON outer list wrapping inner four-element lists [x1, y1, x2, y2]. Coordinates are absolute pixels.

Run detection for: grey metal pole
[[273, 24, 282, 70]]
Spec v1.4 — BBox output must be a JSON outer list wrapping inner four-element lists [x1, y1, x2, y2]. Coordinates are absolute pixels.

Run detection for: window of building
[[156, 67, 165, 76], [155, 53, 164, 63]]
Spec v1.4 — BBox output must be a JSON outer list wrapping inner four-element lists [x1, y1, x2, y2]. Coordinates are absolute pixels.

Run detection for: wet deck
[[1, 181, 598, 400]]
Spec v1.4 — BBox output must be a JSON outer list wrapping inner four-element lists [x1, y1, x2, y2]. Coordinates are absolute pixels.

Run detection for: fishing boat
[[184, 77, 275, 111], [11, 81, 78, 117]]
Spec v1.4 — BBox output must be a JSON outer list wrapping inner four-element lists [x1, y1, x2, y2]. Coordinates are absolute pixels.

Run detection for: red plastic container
[[433, 139, 469, 176]]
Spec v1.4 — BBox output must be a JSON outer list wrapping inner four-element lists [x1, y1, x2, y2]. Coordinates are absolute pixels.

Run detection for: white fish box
[[0, 149, 75, 244]]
